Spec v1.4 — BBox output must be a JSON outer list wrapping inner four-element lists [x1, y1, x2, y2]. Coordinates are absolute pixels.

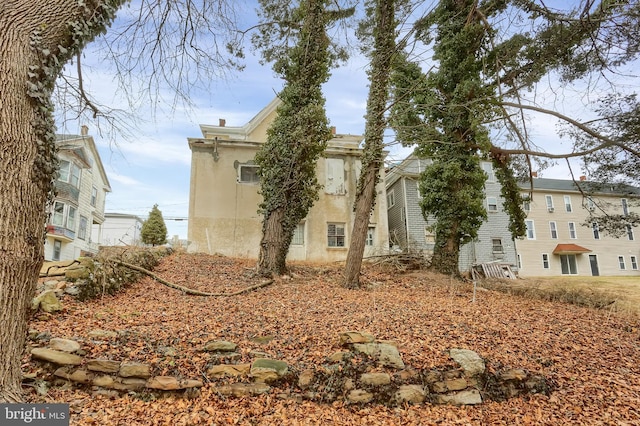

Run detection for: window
[[52, 201, 65, 226], [325, 158, 345, 194], [238, 165, 260, 183], [416, 181, 421, 198], [491, 238, 503, 253], [568, 222, 577, 239], [78, 216, 88, 240], [91, 186, 98, 207], [564, 195, 572, 212], [522, 199, 531, 213], [291, 223, 305, 245], [592, 222, 600, 240], [58, 160, 81, 188], [618, 256, 626, 270], [425, 227, 435, 244], [586, 197, 596, 211], [627, 225, 634, 241], [387, 190, 395, 209], [622, 198, 629, 216], [482, 162, 495, 182], [525, 220, 535, 239], [517, 254, 522, 269], [52, 240, 62, 261], [542, 253, 550, 269], [631, 256, 638, 270], [560, 254, 577, 274], [549, 221, 558, 239], [545, 195, 554, 212], [366, 227, 375, 246], [67, 206, 77, 232], [487, 197, 498, 212], [327, 223, 345, 247]]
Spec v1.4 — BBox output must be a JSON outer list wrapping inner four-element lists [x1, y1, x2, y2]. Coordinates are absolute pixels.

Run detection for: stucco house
[[516, 177, 640, 276], [385, 154, 518, 273], [100, 212, 144, 246], [186, 98, 389, 262], [45, 127, 111, 260]]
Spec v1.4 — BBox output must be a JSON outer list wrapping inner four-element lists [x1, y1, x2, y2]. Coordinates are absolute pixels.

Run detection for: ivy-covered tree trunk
[[0, 0, 123, 402], [343, 0, 397, 288], [255, 0, 336, 276]]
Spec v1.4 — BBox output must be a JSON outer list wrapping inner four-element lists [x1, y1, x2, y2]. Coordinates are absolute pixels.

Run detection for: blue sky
[[54, 1, 623, 239]]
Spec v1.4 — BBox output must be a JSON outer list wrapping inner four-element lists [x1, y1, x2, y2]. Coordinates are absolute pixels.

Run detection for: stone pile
[[27, 331, 548, 406]]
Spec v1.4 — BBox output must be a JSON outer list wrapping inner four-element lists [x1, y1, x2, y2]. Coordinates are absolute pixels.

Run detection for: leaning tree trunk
[[258, 207, 289, 276], [343, 0, 396, 289], [0, 0, 123, 402]]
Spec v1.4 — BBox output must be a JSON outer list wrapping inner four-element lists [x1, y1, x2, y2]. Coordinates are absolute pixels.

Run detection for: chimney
[[330, 126, 336, 135], [531, 171, 538, 178], [219, 119, 226, 127], [80, 125, 89, 136], [579, 175, 586, 181]]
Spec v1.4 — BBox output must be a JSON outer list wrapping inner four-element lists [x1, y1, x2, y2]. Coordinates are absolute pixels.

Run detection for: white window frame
[[525, 220, 535, 240], [618, 256, 626, 270], [91, 186, 98, 207], [487, 197, 498, 212], [592, 222, 600, 240], [78, 216, 88, 240], [564, 195, 572, 212], [58, 160, 81, 188], [631, 256, 638, 270], [491, 238, 503, 253], [482, 162, 495, 182], [549, 221, 558, 239], [560, 254, 578, 275], [325, 158, 346, 195], [291, 223, 305, 246], [522, 199, 531, 213], [622, 198, 629, 216], [568, 222, 577, 239], [52, 201, 65, 226], [52, 240, 62, 261], [387, 189, 395, 209], [626, 225, 634, 241], [586, 197, 596, 211], [542, 253, 550, 269], [545, 195, 554, 212], [327, 223, 346, 247], [365, 227, 375, 246], [238, 164, 260, 183]]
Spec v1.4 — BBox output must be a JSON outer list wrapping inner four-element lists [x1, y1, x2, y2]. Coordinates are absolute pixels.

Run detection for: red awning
[[552, 244, 592, 255]]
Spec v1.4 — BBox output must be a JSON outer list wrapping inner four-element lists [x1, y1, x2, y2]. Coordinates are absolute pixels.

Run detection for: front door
[[589, 254, 600, 276]]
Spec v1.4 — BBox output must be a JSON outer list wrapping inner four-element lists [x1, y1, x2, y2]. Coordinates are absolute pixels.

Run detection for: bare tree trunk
[[343, 0, 396, 289], [258, 207, 289, 276], [0, 16, 48, 403]]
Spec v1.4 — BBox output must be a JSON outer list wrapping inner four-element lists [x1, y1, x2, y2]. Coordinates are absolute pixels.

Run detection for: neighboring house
[[385, 154, 518, 273], [186, 98, 389, 262], [45, 127, 111, 261], [516, 178, 640, 277], [100, 213, 144, 246]]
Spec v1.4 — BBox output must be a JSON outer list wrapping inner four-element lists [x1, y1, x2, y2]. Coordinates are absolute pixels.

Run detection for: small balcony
[[46, 225, 75, 242], [54, 181, 80, 203]]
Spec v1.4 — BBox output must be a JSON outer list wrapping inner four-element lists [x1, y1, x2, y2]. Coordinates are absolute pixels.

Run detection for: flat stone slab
[[31, 348, 82, 365], [49, 338, 81, 353], [146, 376, 203, 390], [87, 359, 121, 373]]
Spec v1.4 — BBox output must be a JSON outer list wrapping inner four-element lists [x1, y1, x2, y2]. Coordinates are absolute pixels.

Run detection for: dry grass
[[481, 275, 640, 317]]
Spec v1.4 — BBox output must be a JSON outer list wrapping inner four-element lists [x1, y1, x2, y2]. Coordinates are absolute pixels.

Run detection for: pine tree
[[141, 204, 168, 246]]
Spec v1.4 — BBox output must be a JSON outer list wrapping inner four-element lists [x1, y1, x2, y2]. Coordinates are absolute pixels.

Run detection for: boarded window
[[325, 158, 345, 194]]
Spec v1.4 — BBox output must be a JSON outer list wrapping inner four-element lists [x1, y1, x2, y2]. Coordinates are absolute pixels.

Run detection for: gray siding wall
[[387, 178, 406, 248]]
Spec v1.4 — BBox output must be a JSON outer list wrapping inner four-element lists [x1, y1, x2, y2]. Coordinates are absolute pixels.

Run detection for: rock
[[499, 369, 527, 381], [431, 381, 448, 393], [207, 364, 251, 378], [215, 383, 271, 397], [203, 340, 237, 352], [249, 350, 271, 358], [88, 329, 118, 339], [435, 389, 482, 405], [87, 359, 121, 373], [64, 285, 80, 296], [111, 378, 147, 391], [395, 385, 426, 404], [65, 266, 90, 280], [43, 280, 59, 290], [360, 373, 391, 386], [445, 378, 468, 391], [32, 290, 62, 313], [339, 331, 376, 345], [395, 367, 420, 381], [449, 349, 485, 377], [210, 352, 242, 362], [93, 375, 115, 388], [54, 367, 93, 384], [298, 369, 315, 389], [119, 362, 151, 378], [347, 389, 374, 403], [250, 358, 288, 383], [343, 378, 355, 391], [49, 338, 81, 353], [352, 343, 405, 369], [327, 351, 351, 362], [146, 376, 203, 390], [31, 348, 82, 365]]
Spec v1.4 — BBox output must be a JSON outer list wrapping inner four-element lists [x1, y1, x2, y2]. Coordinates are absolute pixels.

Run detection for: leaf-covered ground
[[26, 252, 640, 425]]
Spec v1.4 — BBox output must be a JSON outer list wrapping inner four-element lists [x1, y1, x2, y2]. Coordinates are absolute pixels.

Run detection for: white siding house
[[45, 127, 111, 260], [100, 213, 144, 246]]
